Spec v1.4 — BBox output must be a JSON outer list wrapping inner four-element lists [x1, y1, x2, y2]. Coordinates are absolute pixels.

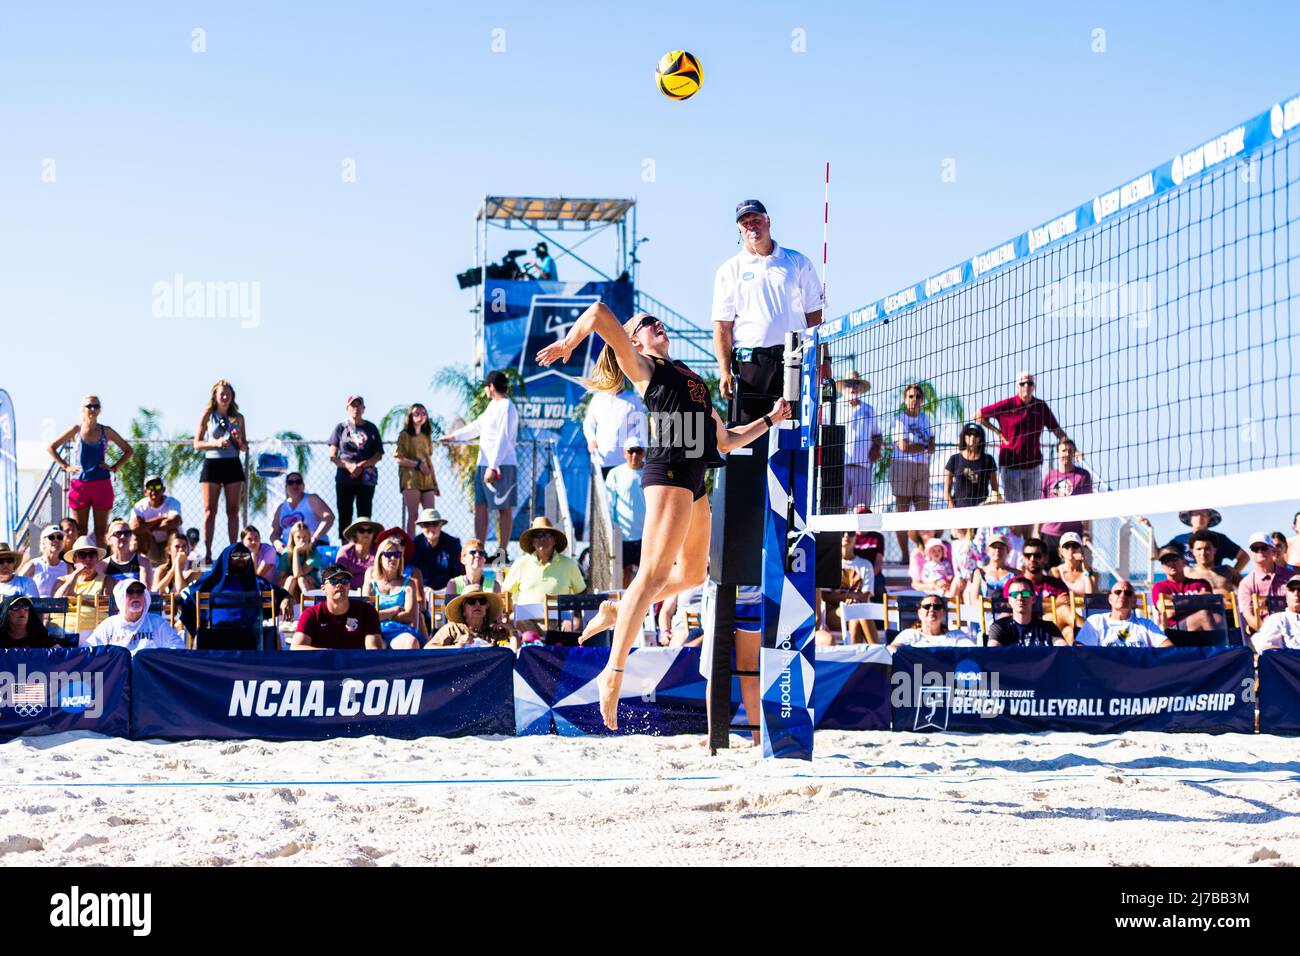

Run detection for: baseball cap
[[735, 199, 767, 221], [321, 564, 352, 586], [346, 395, 365, 407], [1157, 545, 1187, 563], [623, 434, 645, 450], [144, 474, 164, 488], [1285, 577, 1300, 591], [1059, 532, 1084, 548], [40, 524, 62, 540], [1248, 531, 1272, 549], [986, 533, 1008, 547]]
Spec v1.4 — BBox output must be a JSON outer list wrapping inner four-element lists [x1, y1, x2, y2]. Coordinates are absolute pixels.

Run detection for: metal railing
[[635, 290, 718, 374], [15, 459, 65, 550]]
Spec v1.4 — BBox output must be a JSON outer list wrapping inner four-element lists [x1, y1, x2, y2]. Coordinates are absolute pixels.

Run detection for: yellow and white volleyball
[[655, 50, 703, 101]]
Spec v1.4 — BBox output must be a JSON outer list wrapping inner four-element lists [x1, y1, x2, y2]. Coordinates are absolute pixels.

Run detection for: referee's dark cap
[[735, 199, 767, 220]]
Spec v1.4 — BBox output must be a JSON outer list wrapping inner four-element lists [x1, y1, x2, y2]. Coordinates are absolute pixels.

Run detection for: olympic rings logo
[[13, 704, 44, 718]]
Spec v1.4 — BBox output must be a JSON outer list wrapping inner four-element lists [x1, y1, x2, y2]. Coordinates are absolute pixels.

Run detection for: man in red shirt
[[976, 373, 1070, 537], [291, 565, 384, 650], [1151, 546, 1212, 629]]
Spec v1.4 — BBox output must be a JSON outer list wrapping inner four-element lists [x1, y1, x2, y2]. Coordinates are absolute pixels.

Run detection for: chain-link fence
[[23, 438, 558, 557]]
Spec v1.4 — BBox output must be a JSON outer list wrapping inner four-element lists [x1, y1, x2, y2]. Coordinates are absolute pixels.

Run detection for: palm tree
[[115, 408, 205, 515], [872, 379, 965, 484], [430, 366, 527, 491]]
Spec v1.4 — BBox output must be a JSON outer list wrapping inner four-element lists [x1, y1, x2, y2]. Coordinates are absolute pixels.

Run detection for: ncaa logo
[[953, 659, 983, 687], [58, 681, 94, 714]]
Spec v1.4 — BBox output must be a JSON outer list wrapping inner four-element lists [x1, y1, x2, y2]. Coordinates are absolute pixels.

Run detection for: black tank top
[[641, 358, 724, 467], [105, 555, 141, 579]]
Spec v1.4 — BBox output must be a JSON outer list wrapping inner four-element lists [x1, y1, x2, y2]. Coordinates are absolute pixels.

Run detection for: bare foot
[[579, 599, 619, 644], [597, 667, 623, 730]]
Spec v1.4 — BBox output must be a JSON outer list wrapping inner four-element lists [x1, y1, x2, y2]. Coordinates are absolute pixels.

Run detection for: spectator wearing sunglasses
[[1237, 532, 1295, 634], [368, 539, 423, 648], [445, 539, 500, 600], [1076, 579, 1170, 647], [987, 576, 1067, 646], [1150, 545, 1212, 629], [976, 373, 1069, 537], [329, 395, 385, 533], [48, 395, 133, 548], [129, 475, 183, 564], [103, 518, 152, 584], [0, 543, 39, 599], [85, 579, 184, 652], [889, 597, 973, 649], [427, 585, 512, 648], [270, 473, 335, 551], [18, 525, 68, 597], [291, 565, 384, 650]]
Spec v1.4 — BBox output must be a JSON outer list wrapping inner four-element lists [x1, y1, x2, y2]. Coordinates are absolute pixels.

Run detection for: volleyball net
[[807, 89, 1300, 544]]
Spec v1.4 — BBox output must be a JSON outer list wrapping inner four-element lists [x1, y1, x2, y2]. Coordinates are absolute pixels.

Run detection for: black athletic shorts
[[640, 459, 709, 501], [200, 457, 246, 486]]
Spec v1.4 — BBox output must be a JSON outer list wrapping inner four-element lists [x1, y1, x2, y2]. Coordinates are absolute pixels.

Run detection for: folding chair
[[194, 591, 277, 650], [545, 592, 622, 646], [1159, 592, 1233, 647]]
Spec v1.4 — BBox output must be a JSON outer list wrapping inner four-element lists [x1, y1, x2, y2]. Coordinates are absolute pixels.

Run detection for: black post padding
[[707, 582, 737, 753]]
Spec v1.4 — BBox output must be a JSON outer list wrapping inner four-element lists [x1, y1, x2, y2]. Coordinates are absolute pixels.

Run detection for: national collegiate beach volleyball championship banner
[[482, 279, 634, 539]]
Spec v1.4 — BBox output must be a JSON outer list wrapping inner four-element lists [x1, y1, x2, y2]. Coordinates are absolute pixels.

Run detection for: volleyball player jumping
[[536, 301, 789, 730]]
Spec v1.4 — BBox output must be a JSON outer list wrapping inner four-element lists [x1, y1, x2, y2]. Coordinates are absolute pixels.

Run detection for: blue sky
[[2, 1, 1297, 545]]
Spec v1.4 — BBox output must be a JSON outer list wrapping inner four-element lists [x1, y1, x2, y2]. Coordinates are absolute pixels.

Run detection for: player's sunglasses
[[632, 315, 664, 336]]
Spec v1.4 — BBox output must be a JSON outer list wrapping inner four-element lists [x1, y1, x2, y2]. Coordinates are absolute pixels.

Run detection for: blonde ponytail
[[581, 313, 652, 393]]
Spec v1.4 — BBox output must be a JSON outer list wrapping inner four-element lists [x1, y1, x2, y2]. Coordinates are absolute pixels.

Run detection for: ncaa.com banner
[[130, 649, 515, 740]]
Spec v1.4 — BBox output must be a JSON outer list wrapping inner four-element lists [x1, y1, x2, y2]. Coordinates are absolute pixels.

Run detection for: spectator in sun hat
[[411, 508, 464, 593], [1151, 545, 1212, 629], [85, 578, 184, 652], [838, 371, 882, 510], [0, 542, 38, 599], [18, 525, 69, 597], [1237, 532, 1295, 634], [944, 421, 998, 509], [1139, 509, 1246, 573], [1075, 578, 1170, 647], [54, 535, 110, 636], [130, 474, 183, 564], [1251, 577, 1300, 652], [337, 517, 382, 591], [329, 395, 384, 532], [712, 198, 824, 425], [0, 594, 57, 648], [503, 517, 586, 608], [291, 564, 384, 650], [428, 584, 513, 648]]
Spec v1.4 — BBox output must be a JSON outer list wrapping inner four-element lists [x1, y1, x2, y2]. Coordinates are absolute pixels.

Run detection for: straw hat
[[444, 584, 505, 625], [0, 542, 22, 562], [414, 508, 448, 527], [520, 517, 568, 554], [837, 371, 870, 392], [63, 535, 107, 563], [1179, 509, 1222, 528], [343, 517, 384, 541]]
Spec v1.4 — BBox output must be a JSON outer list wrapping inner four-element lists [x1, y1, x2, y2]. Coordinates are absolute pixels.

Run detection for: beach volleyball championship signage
[[483, 278, 634, 536]]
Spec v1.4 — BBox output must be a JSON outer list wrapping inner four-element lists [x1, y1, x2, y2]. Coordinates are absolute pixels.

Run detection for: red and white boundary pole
[[822, 161, 830, 312]]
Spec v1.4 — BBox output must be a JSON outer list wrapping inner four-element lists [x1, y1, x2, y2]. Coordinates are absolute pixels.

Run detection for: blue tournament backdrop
[[483, 279, 635, 538], [1257, 650, 1300, 735]]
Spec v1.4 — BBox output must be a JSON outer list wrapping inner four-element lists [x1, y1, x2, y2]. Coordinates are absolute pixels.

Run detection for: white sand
[[1, 730, 1298, 866]]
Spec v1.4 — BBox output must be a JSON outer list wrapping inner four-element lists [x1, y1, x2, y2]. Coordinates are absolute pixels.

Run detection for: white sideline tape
[[809, 464, 1300, 534]]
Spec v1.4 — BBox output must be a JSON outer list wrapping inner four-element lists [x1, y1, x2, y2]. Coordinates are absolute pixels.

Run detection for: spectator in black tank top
[[537, 301, 792, 732]]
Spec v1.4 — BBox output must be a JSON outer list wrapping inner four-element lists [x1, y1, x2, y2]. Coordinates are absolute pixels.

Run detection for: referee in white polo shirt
[[712, 199, 824, 424]]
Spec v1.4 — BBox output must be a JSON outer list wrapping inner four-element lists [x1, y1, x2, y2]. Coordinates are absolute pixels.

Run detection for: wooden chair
[[1157, 592, 1237, 646], [194, 591, 277, 650]]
